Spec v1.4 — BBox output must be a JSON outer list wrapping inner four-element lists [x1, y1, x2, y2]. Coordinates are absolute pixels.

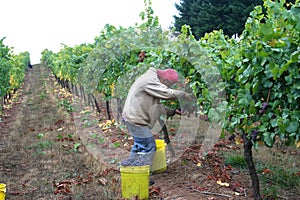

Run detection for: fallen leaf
[[150, 186, 161, 195], [235, 137, 242, 145], [196, 162, 202, 169], [229, 182, 244, 193], [216, 180, 229, 187], [80, 109, 91, 114], [98, 178, 108, 186], [169, 127, 176, 132], [262, 168, 271, 174]]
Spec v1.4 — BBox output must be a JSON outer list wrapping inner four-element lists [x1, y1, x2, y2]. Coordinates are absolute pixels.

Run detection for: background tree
[[173, 0, 263, 39]]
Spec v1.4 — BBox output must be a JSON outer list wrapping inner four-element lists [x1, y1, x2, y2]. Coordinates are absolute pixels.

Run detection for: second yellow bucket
[[120, 165, 150, 200], [152, 139, 167, 173], [0, 183, 6, 200]]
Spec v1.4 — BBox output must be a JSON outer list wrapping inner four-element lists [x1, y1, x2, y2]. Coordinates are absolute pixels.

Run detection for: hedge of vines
[[0, 37, 31, 111], [41, 0, 299, 149]]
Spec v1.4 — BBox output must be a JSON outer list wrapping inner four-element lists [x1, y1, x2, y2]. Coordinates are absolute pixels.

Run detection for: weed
[[89, 133, 105, 144], [262, 185, 279, 200], [256, 162, 300, 199], [33, 151, 46, 156], [113, 141, 120, 148], [81, 115, 89, 121], [28, 140, 53, 150], [257, 162, 300, 188], [58, 99, 75, 112], [90, 132, 98, 139], [73, 143, 81, 152], [83, 120, 98, 128], [57, 133, 63, 140], [223, 152, 247, 169], [26, 90, 33, 95], [39, 91, 47, 100], [98, 136, 105, 144], [182, 160, 188, 165]]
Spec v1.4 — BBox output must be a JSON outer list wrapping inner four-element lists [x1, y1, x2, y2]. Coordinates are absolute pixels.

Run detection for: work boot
[[149, 180, 155, 186]]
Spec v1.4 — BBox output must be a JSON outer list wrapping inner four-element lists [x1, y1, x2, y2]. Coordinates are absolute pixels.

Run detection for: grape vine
[[0, 37, 30, 112]]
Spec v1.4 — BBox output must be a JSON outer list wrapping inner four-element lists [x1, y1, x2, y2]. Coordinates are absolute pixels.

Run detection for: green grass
[[58, 99, 75, 112], [222, 149, 299, 199], [28, 140, 53, 150], [256, 162, 300, 198], [82, 120, 98, 128], [39, 91, 48, 100], [223, 152, 247, 169], [27, 140, 53, 156]]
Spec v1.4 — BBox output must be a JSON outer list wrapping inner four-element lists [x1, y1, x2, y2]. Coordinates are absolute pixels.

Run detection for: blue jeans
[[131, 136, 156, 154], [124, 122, 156, 165]]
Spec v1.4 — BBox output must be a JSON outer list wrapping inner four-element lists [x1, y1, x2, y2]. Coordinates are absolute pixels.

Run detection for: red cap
[[157, 69, 179, 85]]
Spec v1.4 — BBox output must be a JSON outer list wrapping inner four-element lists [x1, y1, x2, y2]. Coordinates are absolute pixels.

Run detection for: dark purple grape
[[259, 102, 269, 114], [272, 114, 276, 119], [121, 157, 135, 166], [228, 134, 236, 141], [121, 157, 150, 166], [262, 102, 268, 109], [251, 130, 259, 141]]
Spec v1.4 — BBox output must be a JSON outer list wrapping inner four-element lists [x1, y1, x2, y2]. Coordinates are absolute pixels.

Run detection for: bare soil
[[0, 64, 299, 200]]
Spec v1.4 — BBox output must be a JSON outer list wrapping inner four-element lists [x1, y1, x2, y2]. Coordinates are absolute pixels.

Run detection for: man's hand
[[175, 109, 189, 116], [178, 92, 196, 117]]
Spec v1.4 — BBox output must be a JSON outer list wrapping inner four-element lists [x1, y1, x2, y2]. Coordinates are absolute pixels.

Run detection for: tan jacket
[[122, 67, 184, 128]]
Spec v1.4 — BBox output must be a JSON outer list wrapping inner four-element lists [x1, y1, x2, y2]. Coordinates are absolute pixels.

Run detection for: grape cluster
[[121, 157, 150, 166], [251, 130, 259, 141], [228, 134, 236, 141], [259, 102, 269, 114]]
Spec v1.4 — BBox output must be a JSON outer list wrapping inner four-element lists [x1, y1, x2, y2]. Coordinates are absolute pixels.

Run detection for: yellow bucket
[[152, 139, 167, 173], [120, 165, 150, 200], [0, 183, 6, 200]]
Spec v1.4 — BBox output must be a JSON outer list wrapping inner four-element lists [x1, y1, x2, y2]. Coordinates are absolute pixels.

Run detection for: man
[[121, 67, 190, 167]]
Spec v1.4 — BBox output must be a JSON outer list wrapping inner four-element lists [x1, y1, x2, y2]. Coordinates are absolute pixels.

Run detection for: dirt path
[[0, 65, 120, 199]]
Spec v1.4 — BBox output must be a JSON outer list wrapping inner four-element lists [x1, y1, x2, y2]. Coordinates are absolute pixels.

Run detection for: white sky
[[1, 0, 180, 64]]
